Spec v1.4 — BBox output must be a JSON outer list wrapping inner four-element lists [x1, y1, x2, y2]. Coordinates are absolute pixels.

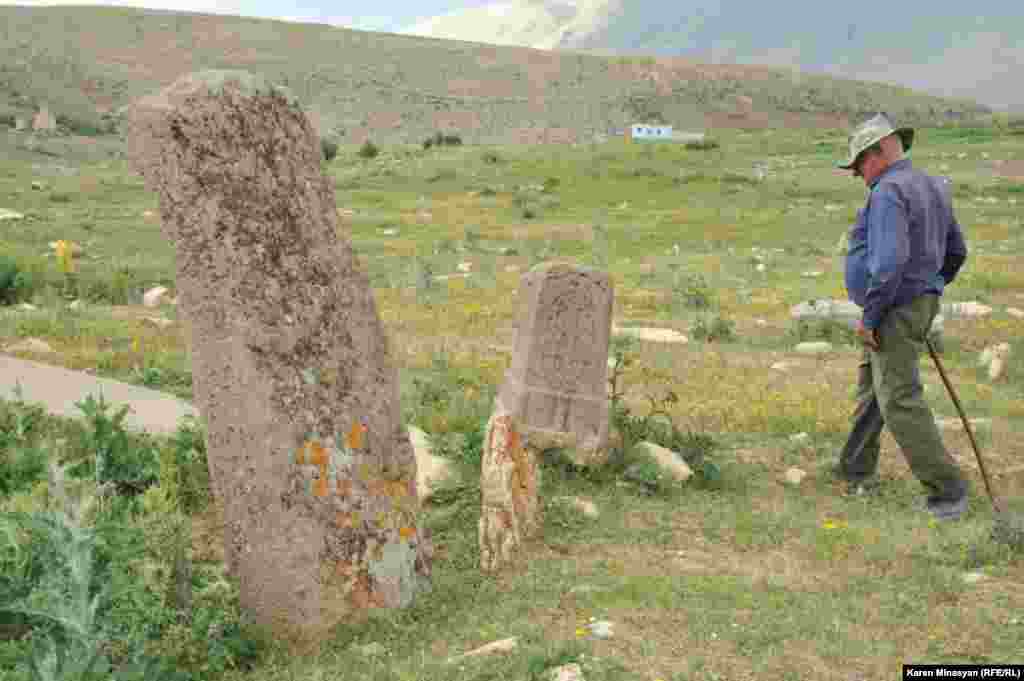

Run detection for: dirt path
[[0, 353, 196, 436]]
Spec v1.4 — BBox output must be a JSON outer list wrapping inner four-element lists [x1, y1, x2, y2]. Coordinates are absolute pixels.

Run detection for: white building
[[627, 123, 673, 142]]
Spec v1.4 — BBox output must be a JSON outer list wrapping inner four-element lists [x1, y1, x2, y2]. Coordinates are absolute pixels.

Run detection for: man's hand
[[856, 321, 880, 351]]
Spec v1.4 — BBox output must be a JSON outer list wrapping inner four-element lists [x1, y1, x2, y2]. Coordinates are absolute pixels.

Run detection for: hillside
[[0, 5, 993, 146], [402, 0, 1024, 114]]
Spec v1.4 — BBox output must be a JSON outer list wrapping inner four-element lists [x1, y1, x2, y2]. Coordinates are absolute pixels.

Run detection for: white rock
[[505, 265, 520, 273], [143, 286, 170, 308], [141, 316, 175, 329], [408, 425, 455, 502], [755, 319, 767, 327], [5, 337, 55, 354], [795, 341, 833, 355], [824, 204, 841, 212], [770, 361, 791, 371], [612, 326, 688, 344], [380, 228, 399, 236], [588, 621, 614, 639], [553, 496, 599, 519], [943, 301, 992, 319], [989, 357, 1006, 381], [1007, 308, 1024, 319], [447, 637, 518, 663], [634, 441, 694, 482], [801, 271, 823, 278], [963, 571, 986, 584], [980, 343, 1011, 368], [937, 417, 991, 431], [143, 210, 156, 219], [789, 432, 810, 443], [790, 299, 860, 321], [456, 262, 473, 273], [783, 467, 807, 486], [548, 663, 585, 681], [67, 299, 84, 311], [756, 263, 767, 272], [0, 209, 25, 221], [16, 303, 37, 311]]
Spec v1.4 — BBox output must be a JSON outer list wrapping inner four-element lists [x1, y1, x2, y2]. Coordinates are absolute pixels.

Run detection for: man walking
[[836, 113, 970, 521]]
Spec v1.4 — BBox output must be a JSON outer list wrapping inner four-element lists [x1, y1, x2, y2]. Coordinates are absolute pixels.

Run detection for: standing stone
[[479, 411, 540, 572], [126, 70, 431, 642], [496, 262, 614, 466]]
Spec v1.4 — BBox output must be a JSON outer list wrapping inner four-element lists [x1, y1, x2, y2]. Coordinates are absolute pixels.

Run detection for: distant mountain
[[401, 0, 1024, 112], [0, 5, 994, 148]]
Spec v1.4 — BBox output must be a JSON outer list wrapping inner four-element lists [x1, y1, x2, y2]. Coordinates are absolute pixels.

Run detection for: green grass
[[2, 125, 1024, 680]]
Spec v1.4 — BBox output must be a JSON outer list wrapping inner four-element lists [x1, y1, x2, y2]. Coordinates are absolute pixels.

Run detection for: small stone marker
[[495, 262, 614, 466], [127, 70, 431, 641], [479, 411, 540, 572]]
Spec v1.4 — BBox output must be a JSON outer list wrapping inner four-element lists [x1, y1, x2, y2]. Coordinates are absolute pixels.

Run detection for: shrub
[[0, 113, 15, 128], [357, 140, 379, 159], [423, 132, 463, 149], [320, 138, 338, 162], [55, 114, 111, 136], [481, 151, 501, 164], [49, 192, 73, 203], [0, 256, 32, 306], [685, 138, 720, 151], [691, 314, 737, 343], [671, 271, 714, 310]]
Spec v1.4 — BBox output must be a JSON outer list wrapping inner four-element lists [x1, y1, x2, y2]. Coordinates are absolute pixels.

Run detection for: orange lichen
[[308, 441, 328, 467], [336, 478, 353, 496], [346, 422, 367, 450], [313, 476, 329, 497], [506, 427, 520, 453], [399, 526, 416, 540]]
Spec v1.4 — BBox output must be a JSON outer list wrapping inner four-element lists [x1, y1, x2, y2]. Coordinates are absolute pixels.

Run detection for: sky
[[1, 0, 486, 32]]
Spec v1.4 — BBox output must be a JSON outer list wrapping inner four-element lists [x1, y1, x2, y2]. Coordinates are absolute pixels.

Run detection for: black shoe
[[926, 495, 968, 521]]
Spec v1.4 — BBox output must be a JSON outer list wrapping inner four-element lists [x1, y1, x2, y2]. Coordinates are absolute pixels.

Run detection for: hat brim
[[836, 127, 915, 170]]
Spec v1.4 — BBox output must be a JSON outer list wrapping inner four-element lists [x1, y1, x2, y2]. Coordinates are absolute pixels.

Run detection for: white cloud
[[1, 0, 251, 14]]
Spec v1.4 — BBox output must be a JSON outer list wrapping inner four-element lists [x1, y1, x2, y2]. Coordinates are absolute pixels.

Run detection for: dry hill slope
[[0, 5, 991, 146]]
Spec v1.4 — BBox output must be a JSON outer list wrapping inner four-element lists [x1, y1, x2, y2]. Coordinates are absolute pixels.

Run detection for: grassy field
[[1, 124, 1023, 680]]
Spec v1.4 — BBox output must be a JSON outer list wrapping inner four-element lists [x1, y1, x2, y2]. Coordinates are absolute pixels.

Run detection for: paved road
[[0, 354, 197, 437]]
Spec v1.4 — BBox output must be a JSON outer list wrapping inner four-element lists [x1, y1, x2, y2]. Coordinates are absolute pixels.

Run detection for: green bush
[[685, 138, 720, 151], [692, 314, 737, 343], [0, 256, 33, 306], [320, 138, 338, 162], [357, 140, 379, 159], [55, 114, 112, 137], [0, 113, 15, 128]]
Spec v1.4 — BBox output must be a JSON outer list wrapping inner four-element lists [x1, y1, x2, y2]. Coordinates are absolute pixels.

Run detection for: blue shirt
[[844, 159, 968, 329]]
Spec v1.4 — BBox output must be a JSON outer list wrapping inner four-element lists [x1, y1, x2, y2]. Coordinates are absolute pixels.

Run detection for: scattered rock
[[612, 325, 689, 344], [553, 496, 599, 519], [789, 432, 809, 444], [0, 209, 25, 221], [633, 442, 694, 482], [353, 642, 387, 657], [5, 337, 55, 354], [783, 467, 808, 486], [505, 265, 520, 273], [16, 303, 37, 311], [824, 204, 842, 213], [795, 341, 833, 355], [790, 299, 860, 321], [1007, 308, 1024, 319], [801, 271, 823, 278], [962, 571, 986, 584], [141, 316, 175, 329], [548, 663, 585, 681], [937, 417, 991, 431], [457, 262, 473, 273], [587, 620, 614, 639], [143, 286, 170, 308], [143, 210, 157, 219], [447, 637, 519, 664], [407, 425, 455, 502], [943, 301, 992, 319], [770, 361, 791, 371], [756, 263, 767, 272], [67, 299, 84, 311], [380, 228, 399, 236], [755, 319, 767, 327]]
